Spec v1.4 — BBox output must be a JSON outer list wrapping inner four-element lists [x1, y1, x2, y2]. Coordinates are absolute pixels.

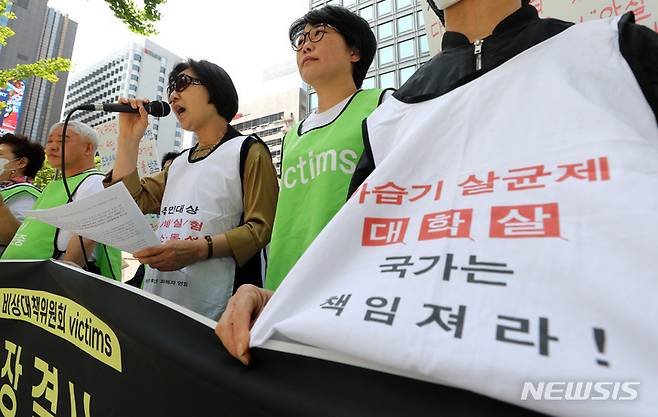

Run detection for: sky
[[46, 0, 310, 102]]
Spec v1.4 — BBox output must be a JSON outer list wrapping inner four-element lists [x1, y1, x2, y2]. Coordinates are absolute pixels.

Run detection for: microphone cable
[[60, 108, 90, 272]]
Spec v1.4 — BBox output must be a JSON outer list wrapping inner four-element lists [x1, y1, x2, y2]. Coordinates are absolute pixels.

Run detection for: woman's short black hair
[[168, 59, 239, 122], [161, 151, 180, 169], [289, 5, 376, 88], [0, 133, 45, 178]]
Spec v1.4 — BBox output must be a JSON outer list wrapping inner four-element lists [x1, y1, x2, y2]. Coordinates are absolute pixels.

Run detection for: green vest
[[266, 89, 383, 290], [1, 170, 122, 280], [0, 183, 41, 256], [0, 182, 41, 203]]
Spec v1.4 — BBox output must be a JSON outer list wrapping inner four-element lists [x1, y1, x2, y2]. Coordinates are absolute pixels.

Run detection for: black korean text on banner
[[0, 289, 121, 372]]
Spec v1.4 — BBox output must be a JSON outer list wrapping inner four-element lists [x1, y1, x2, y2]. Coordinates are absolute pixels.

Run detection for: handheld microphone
[[76, 101, 171, 117]]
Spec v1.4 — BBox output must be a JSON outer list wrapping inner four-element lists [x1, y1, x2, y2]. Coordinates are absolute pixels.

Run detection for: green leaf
[[0, 26, 15, 45], [0, 58, 71, 86], [103, 0, 167, 36], [33, 159, 57, 190]]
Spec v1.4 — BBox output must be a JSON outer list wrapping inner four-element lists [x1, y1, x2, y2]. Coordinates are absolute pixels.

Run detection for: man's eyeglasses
[[167, 73, 203, 97], [291, 23, 338, 51]]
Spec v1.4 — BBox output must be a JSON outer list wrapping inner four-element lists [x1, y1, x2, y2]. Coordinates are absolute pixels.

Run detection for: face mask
[[0, 157, 16, 175], [433, 0, 462, 9]]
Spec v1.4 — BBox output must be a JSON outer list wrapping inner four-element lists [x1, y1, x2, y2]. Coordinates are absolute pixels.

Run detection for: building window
[[397, 14, 414, 33], [378, 45, 395, 66], [377, 0, 392, 17], [398, 38, 415, 61], [265, 138, 283, 147], [362, 76, 375, 90], [327, 0, 341, 5], [233, 112, 285, 131], [379, 71, 395, 89], [309, 92, 318, 112], [343, 0, 356, 6], [417, 10, 425, 28], [396, 0, 413, 9], [359, 5, 373, 21], [260, 126, 283, 137], [133, 54, 142, 62], [419, 34, 430, 55], [399, 65, 415, 85], [377, 21, 393, 40]]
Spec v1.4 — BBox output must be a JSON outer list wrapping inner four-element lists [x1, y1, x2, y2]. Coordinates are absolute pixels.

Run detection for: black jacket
[[348, 5, 658, 196]]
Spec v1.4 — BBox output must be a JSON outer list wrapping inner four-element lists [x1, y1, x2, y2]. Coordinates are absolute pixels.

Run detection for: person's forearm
[[113, 98, 150, 181], [62, 236, 97, 268], [0, 203, 20, 245], [208, 233, 234, 259], [104, 169, 166, 215], [111, 138, 140, 182]]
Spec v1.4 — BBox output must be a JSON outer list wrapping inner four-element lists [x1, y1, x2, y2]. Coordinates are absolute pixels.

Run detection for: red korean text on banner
[[418, 209, 473, 240], [489, 203, 560, 238], [362, 217, 410, 246]]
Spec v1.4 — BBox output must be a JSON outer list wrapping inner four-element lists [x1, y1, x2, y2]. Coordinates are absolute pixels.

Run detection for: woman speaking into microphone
[[105, 59, 279, 320]]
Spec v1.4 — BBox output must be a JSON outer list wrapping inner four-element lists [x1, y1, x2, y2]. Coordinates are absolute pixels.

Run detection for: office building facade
[[307, 0, 431, 112], [0, 0, 77, 144], [233, 88, 308, 176], [62, 39, 184, 157]]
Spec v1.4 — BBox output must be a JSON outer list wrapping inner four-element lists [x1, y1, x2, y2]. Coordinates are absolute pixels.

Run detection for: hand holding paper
[[25, 182, 160, 253], [133, 239, 206, 271]]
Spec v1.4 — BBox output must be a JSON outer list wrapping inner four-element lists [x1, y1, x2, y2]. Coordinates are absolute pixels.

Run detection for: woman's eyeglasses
[[291, 23, 338, 51]]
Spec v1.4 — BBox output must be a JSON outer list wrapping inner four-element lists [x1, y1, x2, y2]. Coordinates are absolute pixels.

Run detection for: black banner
[[0, 260, 545, 417]]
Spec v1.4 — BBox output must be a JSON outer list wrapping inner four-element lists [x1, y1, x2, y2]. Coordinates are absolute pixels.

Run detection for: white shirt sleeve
[[6, 194, 37, 222], [56, 174, 105, 253]]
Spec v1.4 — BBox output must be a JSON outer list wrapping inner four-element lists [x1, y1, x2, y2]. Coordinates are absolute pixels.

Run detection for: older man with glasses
[[105, 59, 279, 320]]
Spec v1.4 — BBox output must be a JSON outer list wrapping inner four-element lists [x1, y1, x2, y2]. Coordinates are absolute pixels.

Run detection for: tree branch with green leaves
[[0, 0, 166, 109], [104, 0, 167, 36], [0, 58, 71, 86], [0, 0, 15, 45], [0, 0, 71, 89]]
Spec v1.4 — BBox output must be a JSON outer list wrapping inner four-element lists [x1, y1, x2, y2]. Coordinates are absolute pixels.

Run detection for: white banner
[[252, 18, 658, 417], [422, 0, 658, 56], [95, 118, 160, 178], [532, 0, 657, 28]]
